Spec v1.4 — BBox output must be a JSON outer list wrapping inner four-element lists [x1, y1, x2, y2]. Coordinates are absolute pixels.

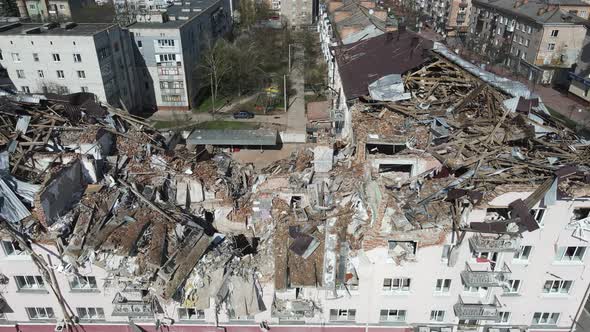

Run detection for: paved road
[[285, 46, 308, 140]]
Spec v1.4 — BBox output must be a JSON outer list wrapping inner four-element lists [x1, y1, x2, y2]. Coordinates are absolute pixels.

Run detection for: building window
[[430, 310, 445, 322], [38, 70, 44, 78], [499, 311, 511, 323], [157, 39, 175, 47], [441, 245, 451, 262], [16, 70, 25, 79], [0, 49, 3, 60], [73, 53, 82, 62], [162, 95, 182, 102], [503, 279, 521, 294], [81, 86, 89, 93], [52, 53, 60, 62], [29, 4, 35, 8], [547, 43, 556, 51], [555, 246, 586, 261], [550, 29, 559, 37], [543, 280, 572, 294], [380, 309, 406, 322], [513, 245, 532, 260], [76, 307, 104, 320], [59, 4, 65, 8], [69, 276, 97, 290], [383, 278, 411, 291], [97, 47, 110, 60], [26, 307, 54, 320], [464, 285, 488, 292], [1, 240, 25, 255], [77, 70, 86, 79], [15, 275, 45, 290], [158, 54, 177, 62], [532, 312, 560, 325], [57, 70, 64, 79], [178, 308, 205, 320], [531, 208, 545, 225], [12, 53, 20, 62], [524, 39, 530, 47], [21, 86, 30, 93], [435, 279, 451, 293], [527, 26, 532, 33], [329, 309, 356, 321], [33, 53, 39, 62]]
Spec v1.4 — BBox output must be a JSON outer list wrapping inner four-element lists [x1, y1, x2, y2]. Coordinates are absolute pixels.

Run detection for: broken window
[[503, 279, 521, 294], [366, 143, 406, 155], [513, 245, 532, 261], [290, 195, 302, 209], [542, 280, 572, 294], [531, 208, 545, 226], [178, 308, 205, 320], [463, 285, 488, 292], [1, 240, 25, 256], [15, 275, 44, 290], [69, 276, 97, 290], [383, 277, 411, 291], [435, 279, 451, 293], [555, 246, 586, 262], [430, 310, 445, 322], [379, 163, 412, 175], [329, 309, 356, 321], [380, 309, 406, 322], [76, 307, 105, 320], [573, 208, 590, 221], [485, 208, 511, 221], [441, 245, 451, 262]]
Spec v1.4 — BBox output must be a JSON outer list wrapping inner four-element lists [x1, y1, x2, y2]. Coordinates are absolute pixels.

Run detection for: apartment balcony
[[469, 235, 520, 252], [461, 263, 511, 287], [454, 296, 501, 321]]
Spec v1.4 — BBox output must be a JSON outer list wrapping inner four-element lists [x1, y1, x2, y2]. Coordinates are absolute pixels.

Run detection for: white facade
[[0, 22, 140, 111], [1, 191, 588, 331], [128, 0, 232, 111]]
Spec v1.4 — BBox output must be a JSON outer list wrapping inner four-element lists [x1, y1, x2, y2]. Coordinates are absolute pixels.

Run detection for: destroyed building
[[0, 36, 589, 332]]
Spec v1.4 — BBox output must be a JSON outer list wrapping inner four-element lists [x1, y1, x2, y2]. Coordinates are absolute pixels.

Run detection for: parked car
[[233, 111, 255, 119]]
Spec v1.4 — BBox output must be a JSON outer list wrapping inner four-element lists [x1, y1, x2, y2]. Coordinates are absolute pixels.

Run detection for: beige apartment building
[[416, 0, 471, 36], [468, 0, 588, 84]]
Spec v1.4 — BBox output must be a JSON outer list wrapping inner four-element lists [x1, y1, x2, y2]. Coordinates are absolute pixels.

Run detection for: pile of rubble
[[1, 48, 590, 327]]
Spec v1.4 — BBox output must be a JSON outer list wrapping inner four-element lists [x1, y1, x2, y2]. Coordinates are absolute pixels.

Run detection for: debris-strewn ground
[[1, 51, 589, 327]]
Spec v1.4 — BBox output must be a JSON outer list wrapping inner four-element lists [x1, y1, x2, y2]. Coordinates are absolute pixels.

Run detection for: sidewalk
[[284, 46, 307, 142]]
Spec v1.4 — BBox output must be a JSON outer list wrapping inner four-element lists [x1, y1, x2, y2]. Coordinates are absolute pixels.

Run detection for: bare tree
[[198, 39, 234, 112]]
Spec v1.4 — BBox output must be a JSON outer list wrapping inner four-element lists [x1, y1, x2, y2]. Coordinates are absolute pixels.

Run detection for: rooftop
[[474, 0, 590, 24], [187, 129, 280, 146], [128, 0, 220, 29], [332, 30, 434, 99], [0, 22, 115, 36]]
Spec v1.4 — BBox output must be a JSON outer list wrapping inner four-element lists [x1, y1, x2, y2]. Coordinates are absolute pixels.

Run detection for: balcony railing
[[469, 235, 520, 252], [454, 296, 501, 321], [461, 263, 511, 287]]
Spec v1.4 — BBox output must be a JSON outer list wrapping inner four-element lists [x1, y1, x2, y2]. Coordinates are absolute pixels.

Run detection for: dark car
[[233, 111, 255, 119]]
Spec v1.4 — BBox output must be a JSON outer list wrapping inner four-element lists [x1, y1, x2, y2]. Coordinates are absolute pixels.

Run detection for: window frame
[[56, 70, 65, 79], [555, 246, 586, 262], [52, 53, 61, 62], [76, 307, 105, 320], [15, 275, 45, 290], [69, 276, 98, 291], [434, 279, 451, 293], [380, 309, 406, 322], [77, 70, 86, 79], [430, 310, 445, 322], [73, 53, 82, 63], [503, 279, 521, 294], [542, 280, 573, 294], [513, 245, 532, 261], [26, 307, 54, 320], [329, 309, 356, 321], [550, 29, 559, 37], [1, 240, 25, 256], [178, 308, 205, 320], [547, 43, 556, 51], [532, 312, 560, 325], [383, 277, 411, 292]]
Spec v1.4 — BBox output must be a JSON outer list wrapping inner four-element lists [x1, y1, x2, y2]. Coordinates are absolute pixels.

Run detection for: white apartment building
[[0, 21, 141, 111], [1, 186, 589, 332], [128, 0, 232, 111]]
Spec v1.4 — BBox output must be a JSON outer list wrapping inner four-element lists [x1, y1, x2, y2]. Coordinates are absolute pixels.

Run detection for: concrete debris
[[0, 52, 589, 327]]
